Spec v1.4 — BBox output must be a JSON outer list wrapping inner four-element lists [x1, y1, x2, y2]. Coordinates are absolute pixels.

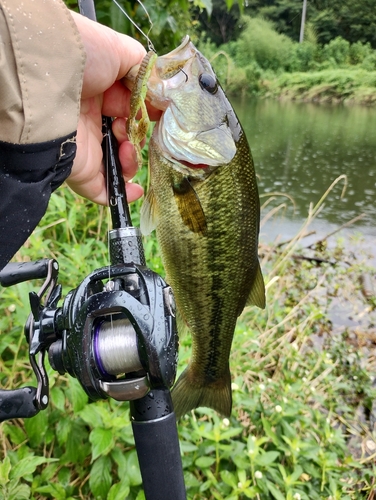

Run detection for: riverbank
[[260, 68, 376, 106]]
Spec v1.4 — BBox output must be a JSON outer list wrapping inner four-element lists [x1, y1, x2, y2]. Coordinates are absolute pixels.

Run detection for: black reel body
[[50, 263, 177, 401]]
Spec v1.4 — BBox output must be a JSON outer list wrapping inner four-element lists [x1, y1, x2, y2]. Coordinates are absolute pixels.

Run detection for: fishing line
[[111, 0, 156, 52], [104, 128, 115, 333]]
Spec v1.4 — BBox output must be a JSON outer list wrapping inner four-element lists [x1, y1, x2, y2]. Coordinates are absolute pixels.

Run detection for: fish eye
[[199, 73, 218, 94]]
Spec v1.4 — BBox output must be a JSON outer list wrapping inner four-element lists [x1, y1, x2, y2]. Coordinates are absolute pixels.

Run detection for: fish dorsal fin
[[172, 178, 207, 235], [245, 262, 266, 310], [140, 187, 158, 235]]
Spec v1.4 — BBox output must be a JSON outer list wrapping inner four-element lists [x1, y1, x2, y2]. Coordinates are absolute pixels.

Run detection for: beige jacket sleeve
[[0, 0, 86, 144]]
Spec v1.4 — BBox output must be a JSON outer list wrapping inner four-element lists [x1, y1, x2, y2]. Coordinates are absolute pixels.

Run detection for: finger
[[111, 117, 128, 144], [125, 182, 144, 203], [103, 81, 162, 121], [71, 11, 146, 98], [118, 139, 139, 179]]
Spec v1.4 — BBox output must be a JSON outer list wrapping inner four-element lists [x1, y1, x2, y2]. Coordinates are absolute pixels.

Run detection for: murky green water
[[232, 97, 376, 246]]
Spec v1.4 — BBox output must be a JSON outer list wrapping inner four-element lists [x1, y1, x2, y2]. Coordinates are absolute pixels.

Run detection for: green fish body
[[139, 37, 265, 418]]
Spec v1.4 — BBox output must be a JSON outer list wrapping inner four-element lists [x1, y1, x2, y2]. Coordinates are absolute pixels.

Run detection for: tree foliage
[[66, 0, 376, 51], [243, 0, 376, 48], [65, 0, 195, 53], [194, 0, 242, 45]]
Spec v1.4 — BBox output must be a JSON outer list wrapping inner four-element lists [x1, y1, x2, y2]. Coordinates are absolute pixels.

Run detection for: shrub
[[349, 41, 373, 65], [235, 16, 294, 72], [289, 41, 318, 72], [361, 52, 376, 71], [322, 36, 350, 66]]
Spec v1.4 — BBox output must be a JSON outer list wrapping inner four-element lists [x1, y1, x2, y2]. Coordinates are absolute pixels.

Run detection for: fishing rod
[[0, 1, 186, 498]]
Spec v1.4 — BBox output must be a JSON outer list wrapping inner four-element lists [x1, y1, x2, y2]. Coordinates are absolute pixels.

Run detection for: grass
[[263, 69, 376, 105], [0, 176, 375, 499]]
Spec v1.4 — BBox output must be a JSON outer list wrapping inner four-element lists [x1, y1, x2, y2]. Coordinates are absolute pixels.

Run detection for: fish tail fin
[[171, 365, 232, 419]]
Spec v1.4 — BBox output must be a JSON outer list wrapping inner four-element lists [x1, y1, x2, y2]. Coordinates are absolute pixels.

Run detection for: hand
[[66, 12, 149, 205]]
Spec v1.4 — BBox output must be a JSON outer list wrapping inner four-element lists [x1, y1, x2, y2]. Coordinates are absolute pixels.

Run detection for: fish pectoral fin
[[140, 188, 158, 235], [245, 262, 266, 310], [172, 177, 207, 235]]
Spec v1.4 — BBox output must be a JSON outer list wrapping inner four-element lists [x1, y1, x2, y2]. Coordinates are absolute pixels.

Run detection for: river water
[[232, 98, 376, 263]]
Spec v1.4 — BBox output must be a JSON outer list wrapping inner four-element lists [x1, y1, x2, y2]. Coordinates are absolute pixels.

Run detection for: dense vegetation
[[201, 0, 376, 48], [198, 16, 376, 104], [0, 181, 375, 499], [66, 0, 376, 104]]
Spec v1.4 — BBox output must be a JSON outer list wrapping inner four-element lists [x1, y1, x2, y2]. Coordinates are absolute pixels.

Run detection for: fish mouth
[[179, 160, 209, 170]]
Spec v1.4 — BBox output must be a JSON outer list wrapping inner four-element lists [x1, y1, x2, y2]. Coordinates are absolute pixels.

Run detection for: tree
[[194, 0, 241, 45], [243, 0, 376, 48], [312, 0, 376, 48]]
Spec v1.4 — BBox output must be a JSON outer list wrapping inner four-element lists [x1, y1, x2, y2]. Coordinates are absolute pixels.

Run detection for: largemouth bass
[[127, 36, 265, 418]]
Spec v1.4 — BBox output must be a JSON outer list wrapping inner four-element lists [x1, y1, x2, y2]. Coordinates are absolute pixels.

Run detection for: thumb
[[70, 11, 146, 99]]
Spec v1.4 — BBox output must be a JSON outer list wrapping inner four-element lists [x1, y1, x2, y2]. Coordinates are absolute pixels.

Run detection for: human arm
[[0, 0, 147, 270]]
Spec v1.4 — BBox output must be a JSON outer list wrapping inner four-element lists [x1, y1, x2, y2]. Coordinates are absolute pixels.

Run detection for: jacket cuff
[[0, 132, 77, 270]]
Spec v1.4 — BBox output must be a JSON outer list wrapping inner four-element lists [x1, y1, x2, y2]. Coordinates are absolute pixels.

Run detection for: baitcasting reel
[[0, 227, 178, 421]]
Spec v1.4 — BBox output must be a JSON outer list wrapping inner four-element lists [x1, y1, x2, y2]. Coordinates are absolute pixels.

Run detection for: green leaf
[[195, 456, 215, 468], [0, 456, 11, 485], [237, 0, 244, 15], [39, 462, 60, 484], [89, 456, 112, 500], [247, 435, 259, 456], [267, 481, 286, 500], [10, 456, 53, 481], [287, 465, 303, 485], [184, 471, 201, 489], [179, 441, 198, 453], [24, 410, 48, 447], [220, 470, 237, 488], [111, 447, 128, 479], [107, 480, 130, 500], [261, 417, 279, 446], [219, 427, 243, 441], [233, 453, 249, 469], [8, 482, 31, 500], [238, 469, 247, 485], [50, 192, 66, 213], [50, 386, 66, 412], [3, 424, 26, 446], [56, 418, 71, 446], [243, 487, 259, 499], [90, 427, 115, 461], [199, 0, 213, 17], [35, 483, 66, 500], [63, 420, 90, 464], [79, 405, 104, 428], [125, 449, 142, 486], [255, 451, 280, 467], [68, 377, 88, 413], [68, 204, 77, 230]]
